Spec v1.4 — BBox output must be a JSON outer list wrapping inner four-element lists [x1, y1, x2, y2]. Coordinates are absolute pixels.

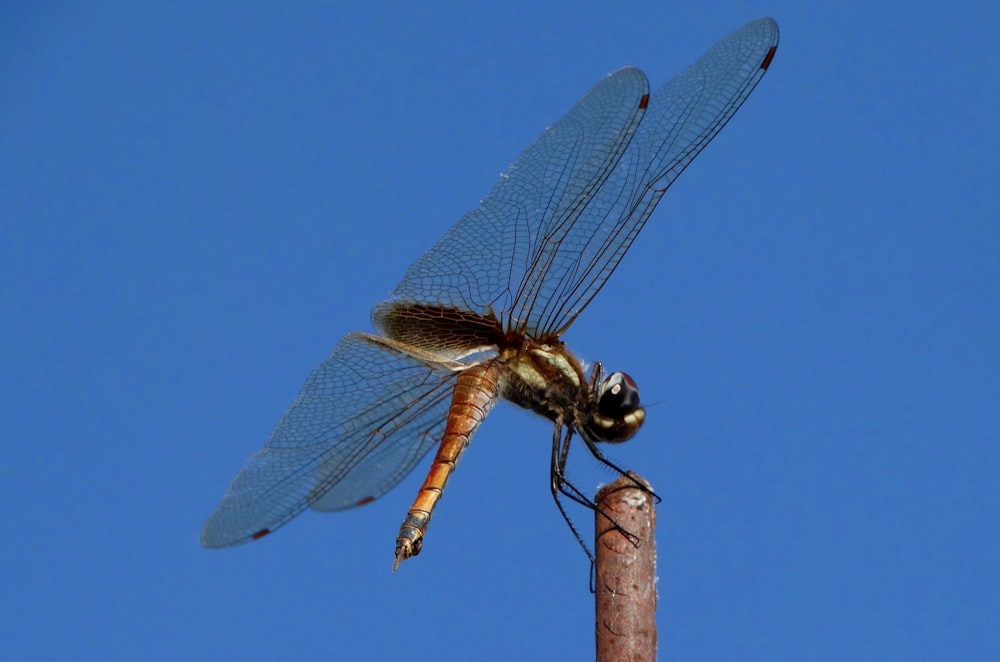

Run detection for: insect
[[201, 18, 778, 569]]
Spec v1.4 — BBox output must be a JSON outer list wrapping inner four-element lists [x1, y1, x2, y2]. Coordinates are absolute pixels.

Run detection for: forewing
[[372, 67, 650, 337], [200, 332, 466, 548], [373, 18, 778, 339], [522, 18, 779, 335]]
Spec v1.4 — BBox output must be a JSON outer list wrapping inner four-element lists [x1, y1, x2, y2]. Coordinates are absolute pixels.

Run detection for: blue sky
[[2, 1, 997, 660]]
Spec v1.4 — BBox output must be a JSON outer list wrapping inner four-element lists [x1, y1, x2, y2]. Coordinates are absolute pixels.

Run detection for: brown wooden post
[[594, 472, 657, 662]]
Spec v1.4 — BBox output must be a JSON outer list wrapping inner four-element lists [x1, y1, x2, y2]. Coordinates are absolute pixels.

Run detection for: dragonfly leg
[[549, 423, 598, 565]]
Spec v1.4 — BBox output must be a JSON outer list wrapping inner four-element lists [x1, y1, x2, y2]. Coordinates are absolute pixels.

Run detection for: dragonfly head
[[583, 371, 645, 443]]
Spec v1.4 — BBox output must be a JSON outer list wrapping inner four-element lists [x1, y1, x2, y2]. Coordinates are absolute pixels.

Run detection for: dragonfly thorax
[[500, 343, 586, 420], [499, 341, 644, 444]]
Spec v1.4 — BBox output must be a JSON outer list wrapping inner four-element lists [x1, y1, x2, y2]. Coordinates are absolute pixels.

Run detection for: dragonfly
[[201, 17, 778, 570]]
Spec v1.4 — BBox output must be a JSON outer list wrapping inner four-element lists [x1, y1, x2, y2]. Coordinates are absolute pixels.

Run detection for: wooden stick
[[594, 472, 657, 662]]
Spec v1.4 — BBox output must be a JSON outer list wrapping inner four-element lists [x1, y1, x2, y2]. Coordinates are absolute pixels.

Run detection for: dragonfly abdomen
[[393, 360, 504, 570]]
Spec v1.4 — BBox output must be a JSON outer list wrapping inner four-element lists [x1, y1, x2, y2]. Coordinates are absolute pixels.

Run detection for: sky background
[[2, 1, 998, 660]]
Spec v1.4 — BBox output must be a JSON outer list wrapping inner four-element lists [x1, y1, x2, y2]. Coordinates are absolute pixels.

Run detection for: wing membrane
[[200, 333, 468, 547], [373, 67, 650, 336], [527, 18, 779, 334], [374, 17, 778, 338]]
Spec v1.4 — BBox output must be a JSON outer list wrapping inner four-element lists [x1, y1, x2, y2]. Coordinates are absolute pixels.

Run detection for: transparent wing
[[374, 17, 778, 338], [518, 18, 779, 335], [372, 66, 650, 336], [200, 332, 469, 548]]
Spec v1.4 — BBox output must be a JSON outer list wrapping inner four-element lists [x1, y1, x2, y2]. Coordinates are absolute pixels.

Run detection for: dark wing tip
[[760, 45, 777, 70]]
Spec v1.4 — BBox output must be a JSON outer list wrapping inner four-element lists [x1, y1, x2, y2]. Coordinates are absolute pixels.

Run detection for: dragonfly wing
[[200, 332, 469, 548], [373, 18, 778, 339], [521, 18, 780, 335], [372, 66, 651, 337]]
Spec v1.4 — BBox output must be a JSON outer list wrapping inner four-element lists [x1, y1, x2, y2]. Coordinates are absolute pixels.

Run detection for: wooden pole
[[594, 472, 657, 662]]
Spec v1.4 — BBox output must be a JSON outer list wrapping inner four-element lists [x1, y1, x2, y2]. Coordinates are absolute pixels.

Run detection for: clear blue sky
[[2, 1, 997, 660]]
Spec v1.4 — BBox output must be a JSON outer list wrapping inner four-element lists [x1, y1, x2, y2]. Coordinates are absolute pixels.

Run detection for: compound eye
[[597, 372, 640, 418]]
